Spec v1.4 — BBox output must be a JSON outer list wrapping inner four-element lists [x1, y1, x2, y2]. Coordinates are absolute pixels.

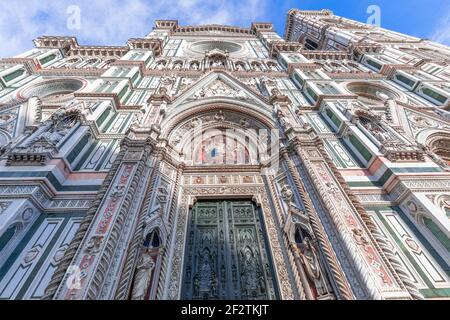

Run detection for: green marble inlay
[[67, 134, 89, 164], [0, 225, 17, 252], [96, 107, 111, 127], [95, 140, 116, 171], [3, 69, 24, 83], [395, 73, 415, 87], [422, 87, 447, 104], [423, 217, 450, 253], [325, 108, 341, 128], [420, 287, 450, 298], [348, 134, 372, 162], [39, 54, 56, 66], [0, 171, 100, 192], [366, 59, 381, 70], [118, 85, 129, 101]]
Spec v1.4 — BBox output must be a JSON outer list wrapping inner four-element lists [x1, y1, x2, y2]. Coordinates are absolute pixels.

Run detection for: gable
[[170, 71, 270, 108]]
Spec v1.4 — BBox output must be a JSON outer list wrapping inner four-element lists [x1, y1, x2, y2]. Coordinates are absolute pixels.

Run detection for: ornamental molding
[[0, 184, 93, 211], [33, 36, 129, 58], [164, 185, 296, 300]]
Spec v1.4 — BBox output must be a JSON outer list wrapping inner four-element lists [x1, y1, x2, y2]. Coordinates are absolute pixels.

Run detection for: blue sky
[[0, 0, 449, 57]]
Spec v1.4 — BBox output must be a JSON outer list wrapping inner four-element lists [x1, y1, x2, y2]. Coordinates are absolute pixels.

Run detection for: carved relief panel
[[181, 200, 278, 300]]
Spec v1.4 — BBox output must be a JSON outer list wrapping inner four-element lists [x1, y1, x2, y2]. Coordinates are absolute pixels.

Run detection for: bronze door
[[181, 200, 279, 300]]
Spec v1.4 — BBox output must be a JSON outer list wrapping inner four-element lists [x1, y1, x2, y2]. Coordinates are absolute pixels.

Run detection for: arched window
[[155, 60, 167, 70], [267, 62, 278, 71], [251, 62, 262, 71], [429, 137, 450, 166], [189, 61, 200, 70]]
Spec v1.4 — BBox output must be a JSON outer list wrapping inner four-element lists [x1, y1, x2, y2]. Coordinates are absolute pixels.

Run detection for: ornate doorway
[[181, 200, 279, 300]]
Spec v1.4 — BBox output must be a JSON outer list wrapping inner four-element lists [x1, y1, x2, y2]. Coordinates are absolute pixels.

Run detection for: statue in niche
[[19, 110, 78, 153], [252, 63, 262, 71], [240, 118, 250, 129], [190, 61, 199, 70], [211, 58, 224, 68], [298, 237, 329, 297], [156, 60, 166, 70], [236, 63, 245, 71], [172, 134, 183, 145], [280, 184, 295, 208], [131, 112, 143, 128], [362, 120, 393, 143], [131, 249, 156, 300], [173, 62, 182, 70], [214, 110, 225, 122]]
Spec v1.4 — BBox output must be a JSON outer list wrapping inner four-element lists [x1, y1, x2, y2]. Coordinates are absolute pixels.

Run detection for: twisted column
[[156, 162, 184, 299], [42, 146, 127, 300], [281, 148, 354, 300], [113, 147, 161, 300], [314, 141, 423, 300]]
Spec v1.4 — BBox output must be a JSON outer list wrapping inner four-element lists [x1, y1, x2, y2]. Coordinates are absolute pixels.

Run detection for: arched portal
[[164, 101, 278, 169], [160, 100, 291, 300]]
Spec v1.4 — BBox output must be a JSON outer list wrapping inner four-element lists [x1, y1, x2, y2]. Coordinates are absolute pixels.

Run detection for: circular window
[[346, 82, 400, 105], [18, 78, 85, 104], [190, 40, 242, 53]]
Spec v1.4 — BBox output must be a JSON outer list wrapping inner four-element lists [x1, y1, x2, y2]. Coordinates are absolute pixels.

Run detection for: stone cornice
[[0, 57, 38, 74], [174, 24, 252, 35], [37, 68, 105, 77], [183, 165, 261, 173], [324, 71, 386, 79], [127, 38, 163, 56], [269, 41, 303, 57], [284, 8, 333, 41], [299, 50, 352, 60]]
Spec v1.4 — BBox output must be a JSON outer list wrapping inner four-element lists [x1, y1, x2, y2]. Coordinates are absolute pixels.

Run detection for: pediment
[[171, 71, 269, 108], [404, 108, 450, 137]]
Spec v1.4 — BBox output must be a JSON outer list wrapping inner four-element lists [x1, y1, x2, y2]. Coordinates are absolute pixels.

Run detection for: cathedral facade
[[0, 8, 449, 300]]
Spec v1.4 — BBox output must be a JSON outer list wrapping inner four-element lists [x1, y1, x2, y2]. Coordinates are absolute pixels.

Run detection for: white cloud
[[0, 0, 269, 58], [430, 8, 450, 45]]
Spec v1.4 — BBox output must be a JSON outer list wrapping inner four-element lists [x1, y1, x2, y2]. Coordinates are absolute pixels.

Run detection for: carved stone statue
[[269, 64, 278, 72], [173, 62, 182, 70], [236, 63, 244, 71], [131, 250, 156, 300], [27, 96, 42, 123], [298, 237, 328, 296], [363, 121, 393, 143], [280, 184, 294, 208], [211, 58, 224, 68], [156, 61, 165, 70], [15, 110, 79, 156], [190, 62, 199, 70]]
